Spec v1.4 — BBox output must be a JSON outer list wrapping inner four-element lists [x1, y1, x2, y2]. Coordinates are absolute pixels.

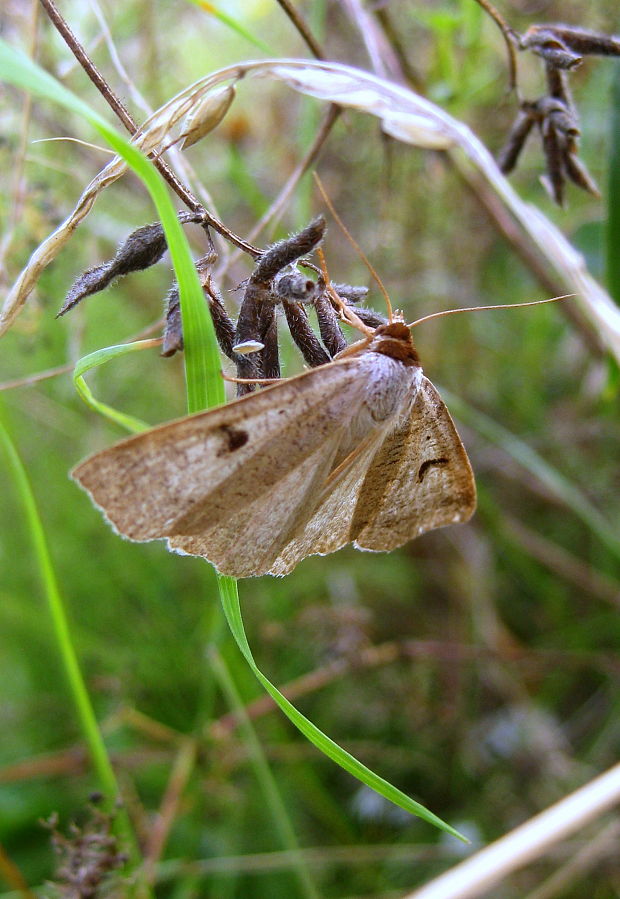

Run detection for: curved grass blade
[[217, 574, 467, 841], [208, 648, 320, 898], [73, 340, 161, 434]]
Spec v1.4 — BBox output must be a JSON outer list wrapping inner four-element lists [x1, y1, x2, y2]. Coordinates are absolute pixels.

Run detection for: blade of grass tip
[[73, 341, 161, 433], [0, 40, 222, 417], [606, 61, 620, 304], [183, 0, 274, 55], [441, 388, 620, 562], [208, 647, 320, 899], [217, 574, 467, 841], [0, 410, 143, 875]]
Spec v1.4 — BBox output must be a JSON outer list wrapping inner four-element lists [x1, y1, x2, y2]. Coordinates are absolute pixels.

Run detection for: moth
[[73, 320, 476, 577]]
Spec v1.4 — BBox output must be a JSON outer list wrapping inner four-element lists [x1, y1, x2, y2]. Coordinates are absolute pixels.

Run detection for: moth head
[[369, 322, 420, 367]]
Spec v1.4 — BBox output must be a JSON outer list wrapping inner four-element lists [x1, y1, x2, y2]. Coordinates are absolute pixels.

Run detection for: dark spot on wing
[[417, 457, 449, 482], [217, 425, 249, 455]]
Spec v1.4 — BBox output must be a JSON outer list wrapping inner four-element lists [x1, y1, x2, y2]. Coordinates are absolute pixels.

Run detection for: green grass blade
[[0, 411, 144, 876], [183, 0, 273, 54], [73, 340, 161, 433], [442, 389, 620, 561], [217, 574, 467, 841]]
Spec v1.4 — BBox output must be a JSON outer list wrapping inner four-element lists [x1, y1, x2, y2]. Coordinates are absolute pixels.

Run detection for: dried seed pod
[[540, 122, 566, 206], [545, 65, 576, 113], [540, 24, 620, 58], [180, 84, 236, 150], [58, 212, 202, 317], [538, 97, 579, 142], [497, 106, 536, 174], [204, 284, 239, 361], [254, 217, 326, 284], [521, 26, 582, 69], [347, 305, 388, 329], [233, 284, 273, 354], [314, 291, 346, 356], [162, 284, 183, 357], [259, 304, 280, 381], [331, 283, 369, 304], [283, 301, 331, 367], [233, 218, 327, 354], [272, 271, 319, 304], [563, 151, 600, 197]]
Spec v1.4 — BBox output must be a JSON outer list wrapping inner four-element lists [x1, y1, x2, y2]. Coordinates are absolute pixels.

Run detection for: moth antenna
[[407, 295, 572, 328], [313, 172, 394, 322], [316, 247, 374, 338]]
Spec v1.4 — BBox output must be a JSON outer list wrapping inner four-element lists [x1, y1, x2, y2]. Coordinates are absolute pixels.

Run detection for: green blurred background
[[1, 1, 619, 896]]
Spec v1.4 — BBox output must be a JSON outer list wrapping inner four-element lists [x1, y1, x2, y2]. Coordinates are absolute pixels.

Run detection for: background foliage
[[1, 1, 619, 896]]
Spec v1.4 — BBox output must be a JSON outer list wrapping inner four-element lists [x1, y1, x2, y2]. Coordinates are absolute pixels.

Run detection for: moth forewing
[[71, 362, 366, 542], [168, 431, 349, 577]]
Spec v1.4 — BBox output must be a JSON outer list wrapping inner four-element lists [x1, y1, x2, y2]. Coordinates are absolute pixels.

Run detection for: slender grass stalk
[[208, 648, 320, 899], [0, 411, 144, 883], [606, 61, 620, 304], [408, 762, 620, 899]]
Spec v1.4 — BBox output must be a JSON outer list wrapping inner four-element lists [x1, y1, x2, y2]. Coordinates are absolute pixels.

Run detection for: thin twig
[[143, 740, 197, 887], [226, 104, 341, 275], [523, 818, 620, 899], [38, 0, 260, 257], [213, 638, 619, 736], [471, 0, 520, 93], [273, 0, 325, 59]]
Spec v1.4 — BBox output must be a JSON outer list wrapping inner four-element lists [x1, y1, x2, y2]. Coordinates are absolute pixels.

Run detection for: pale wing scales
[[268, 428, 390, 576], [72, 363, 364, 542], [169, 431, 346, 577], [352, 377, 476, 551]]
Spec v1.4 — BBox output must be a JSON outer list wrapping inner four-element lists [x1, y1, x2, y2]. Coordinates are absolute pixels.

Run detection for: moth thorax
[[370, 322, 420, 367]]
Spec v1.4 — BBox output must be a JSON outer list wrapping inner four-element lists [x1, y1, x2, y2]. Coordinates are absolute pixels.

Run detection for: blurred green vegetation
[[1, 1, 619, 896]]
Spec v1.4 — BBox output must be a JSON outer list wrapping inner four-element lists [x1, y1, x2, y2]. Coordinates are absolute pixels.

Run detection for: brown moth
[[72, 321, 476, 577]]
